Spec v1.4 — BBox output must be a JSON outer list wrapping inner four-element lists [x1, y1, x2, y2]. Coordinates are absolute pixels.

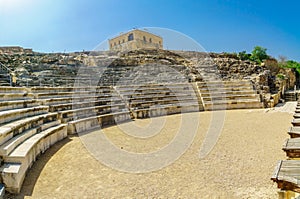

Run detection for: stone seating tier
[[59, 104, 127, 123], [0, 113, 58, 146], [288, 127, 300, 138], [127, 94, 197, 103], [48, 99, 124, 112], [130, 98, 199, 110], [67, 111, 131, 134], [199, 90, 257, 96], [201, 94, 260, 101], [203, 99, 263, 110], [271, 160, 300, 194], [0, 99, 39, 112], [0, 93, 35, 101], [292, 119, 300, 127], [0, 87, 28, 94], [0, 124, 67, 193], [282, 138, 300, 158], [30, 86, 112, 93], [33, 91, 118, 99], [0, 106, 49, 126], [132, 103, 201, 119], [39, 95, 120, 105]]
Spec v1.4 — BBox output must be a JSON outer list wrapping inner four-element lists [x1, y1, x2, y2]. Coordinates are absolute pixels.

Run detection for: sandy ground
[[8, 108, 293, 199]]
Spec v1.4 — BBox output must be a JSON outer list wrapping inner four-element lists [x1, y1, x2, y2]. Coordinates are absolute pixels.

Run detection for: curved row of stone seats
[[30, 86, 112, 93], [127, 93, 196, 102], [33, 91, 98, 99], [48, 98, 124, 112], [116, 83, 202, 118], [0, 99, 39, 112], [0, 113, 60, 154], [67, 111, 131, 134], [38, 94, 119, 106], [1, 124, 67, 193], [130, 97, 199, 110], [0, 106, 48, 125], [0, 106, 66, 193], [0, 93, 35, 102], [132, 103, 201, 118], [59, 104, 128, 123], [197, 80, 263, 110], [29, 86, 131, 135], [0, 87, 29, 94]]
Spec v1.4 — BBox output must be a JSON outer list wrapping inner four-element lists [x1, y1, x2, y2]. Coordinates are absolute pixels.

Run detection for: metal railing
[[0, 62, 12, 86]]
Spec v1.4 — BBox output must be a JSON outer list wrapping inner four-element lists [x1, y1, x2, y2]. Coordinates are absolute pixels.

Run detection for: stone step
[[130, 98, 199, 109], [124, 93, 195, 101], [0, 113, 58, 146], [203, 100, 263, 111], [197, 80, 251, 86], [49, 99, 124, 112], [271, 160, 300, 195], [292, 119, 300, 127], [202, 94, 260, 102], [198, 86, 254, 92], [67, 111, 132, 134], [0, 120, 60, 156], [0, 99, 39, 112], [0, 87, 28, 94], [132, 103, 202, 119], [1, 124, 67, 193], [0, 93, 34, 101], [0, 106, 49, 125], [30, 86, 112, 93], [200, 90, 256, 97], [282, 138, 300, 158], [288, 127, 300, 138], [39, 95, 120, 105], [59, 104, 128, 123]]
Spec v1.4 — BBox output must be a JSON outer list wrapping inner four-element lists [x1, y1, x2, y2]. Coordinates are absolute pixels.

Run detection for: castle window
[[118, 40, 121, 44], [122, 39, 125, 43], [128, 33, 134, 41], [159, 41, 161, 45], [149, 38, 152, 43], [143, 36, 146, 42], [114, 42, 116, 46]]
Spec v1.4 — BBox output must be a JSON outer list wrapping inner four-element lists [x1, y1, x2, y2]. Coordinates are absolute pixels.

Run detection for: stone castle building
[[109, 29, 163, 51]]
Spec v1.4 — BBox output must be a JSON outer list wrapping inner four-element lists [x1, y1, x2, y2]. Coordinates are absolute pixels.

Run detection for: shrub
[[250, 46, 269, 64]]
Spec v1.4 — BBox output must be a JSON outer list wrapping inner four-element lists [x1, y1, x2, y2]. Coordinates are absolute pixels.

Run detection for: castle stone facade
[[109, 29, 163, 51]]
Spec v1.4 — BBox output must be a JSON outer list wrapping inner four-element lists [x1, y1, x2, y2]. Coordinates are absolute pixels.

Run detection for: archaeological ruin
[[0, 45, 298, 197]]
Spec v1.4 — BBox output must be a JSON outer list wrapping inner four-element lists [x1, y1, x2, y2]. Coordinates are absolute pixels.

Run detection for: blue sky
[[0, 0, 299, 61]]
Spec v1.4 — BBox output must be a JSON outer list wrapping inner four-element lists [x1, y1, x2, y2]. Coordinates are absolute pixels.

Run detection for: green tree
[[238, 51, 251, 60], [250, 46, 269, 64], [280, 60, 300, 74]]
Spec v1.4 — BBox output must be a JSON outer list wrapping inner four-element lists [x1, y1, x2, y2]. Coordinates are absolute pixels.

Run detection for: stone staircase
[[285, 91, 298, 102], [197, 80, 263, 110], [0, 63, 11, 86]]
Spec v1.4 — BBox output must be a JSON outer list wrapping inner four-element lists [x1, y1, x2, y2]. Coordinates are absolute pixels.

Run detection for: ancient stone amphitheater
[[0, 48, 296, 196]]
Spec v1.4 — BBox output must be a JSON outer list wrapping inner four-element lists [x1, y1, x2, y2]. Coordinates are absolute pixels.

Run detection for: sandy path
[[8, 109, 291, 199]]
